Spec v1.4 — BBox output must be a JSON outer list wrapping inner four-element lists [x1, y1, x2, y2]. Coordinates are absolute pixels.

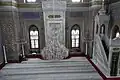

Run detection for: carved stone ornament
[[42, 0, 66, 11], [41, 0, 69, 60]]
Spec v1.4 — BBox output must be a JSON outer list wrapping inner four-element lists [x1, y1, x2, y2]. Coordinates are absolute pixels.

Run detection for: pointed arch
[[29, 25, 39, 49], [71, 24, 80, 48], [100, 24, 105, 34]]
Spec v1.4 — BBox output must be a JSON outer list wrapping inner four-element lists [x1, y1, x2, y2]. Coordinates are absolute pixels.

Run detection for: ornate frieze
[[42, 1, 66, 11], [0, 0, 17, 7]]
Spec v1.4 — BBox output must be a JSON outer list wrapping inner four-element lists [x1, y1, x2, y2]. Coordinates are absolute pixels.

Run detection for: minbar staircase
[[0, 57, 102, 80], [101, 40, 109, 59]]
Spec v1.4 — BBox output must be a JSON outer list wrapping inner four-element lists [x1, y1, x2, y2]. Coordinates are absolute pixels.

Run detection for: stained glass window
[[71, 25, 80, 48], [29, 26, 39, 48]]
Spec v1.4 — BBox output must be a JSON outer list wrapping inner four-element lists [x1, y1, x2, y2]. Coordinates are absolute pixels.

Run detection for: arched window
[[71, 24, 80, 48], [100, 24, 105, 34], [113, 32, 120, 40], [115, 32, 120, 38], [29, 25, 39, 49], [112, 25, 119, 39]]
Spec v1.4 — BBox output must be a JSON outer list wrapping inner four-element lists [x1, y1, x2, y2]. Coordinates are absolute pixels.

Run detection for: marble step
[[3, 64, 92, 69], [3, 73, 101, 80], [2, 66, 94, 71], [22, 59, 88, 62], [24, 57, 88, 62], [21, 61, 89, 64], [2, 68, 96, 75]]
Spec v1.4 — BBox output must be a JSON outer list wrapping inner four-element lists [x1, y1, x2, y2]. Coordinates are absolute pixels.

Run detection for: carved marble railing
[[93, 35, 110, 76], [102, 35, 109, 48]]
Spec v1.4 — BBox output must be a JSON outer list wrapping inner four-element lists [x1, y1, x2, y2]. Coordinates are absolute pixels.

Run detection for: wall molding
[[0, 1, 17, 7], [0, 1, 102, 12]]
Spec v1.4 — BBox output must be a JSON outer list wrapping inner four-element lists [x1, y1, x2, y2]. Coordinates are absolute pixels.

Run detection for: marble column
[[0, 0, 20, 61]]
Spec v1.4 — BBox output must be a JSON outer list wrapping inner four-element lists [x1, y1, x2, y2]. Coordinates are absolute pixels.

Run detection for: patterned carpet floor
[[0, 57, 102, 80]]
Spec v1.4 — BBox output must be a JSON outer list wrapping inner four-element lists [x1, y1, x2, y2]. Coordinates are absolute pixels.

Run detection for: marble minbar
[[41, 0, 69, 60]]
